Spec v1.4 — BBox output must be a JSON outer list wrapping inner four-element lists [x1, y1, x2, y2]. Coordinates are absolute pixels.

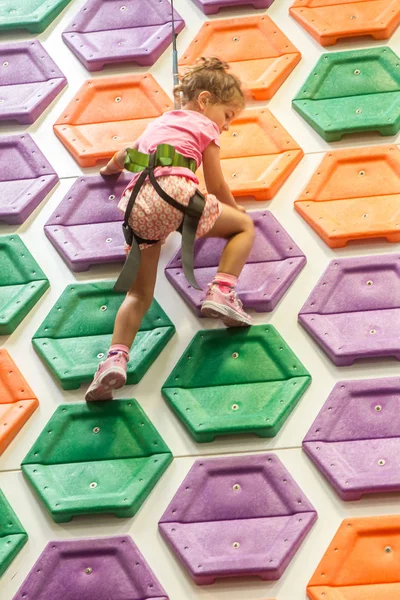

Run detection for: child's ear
[[197, 90, 211, 110]]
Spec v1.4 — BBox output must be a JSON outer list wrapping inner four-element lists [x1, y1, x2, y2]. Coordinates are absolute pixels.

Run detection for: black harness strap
[[114, 152, 205, 293]]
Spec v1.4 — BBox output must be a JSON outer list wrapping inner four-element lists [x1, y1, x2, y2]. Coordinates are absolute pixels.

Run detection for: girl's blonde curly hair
[[174, 57, 246, 109]]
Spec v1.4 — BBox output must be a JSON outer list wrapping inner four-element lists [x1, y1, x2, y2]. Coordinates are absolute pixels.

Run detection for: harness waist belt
[[124, 144, 197, 174]]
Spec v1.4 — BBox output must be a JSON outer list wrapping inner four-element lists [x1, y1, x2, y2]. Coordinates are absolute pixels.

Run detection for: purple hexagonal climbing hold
[[191, 0, 274, 15], [159, 454, 317, 585], [44, 173, 131, 271], [0, 40, 67, 125], [13, 536, 169, 600], [299, 254, 400, 366], [165, 210, 306, 315], [303, 377, 400, 501], [62, 0, 185, 71], [0, 134, 58, 225]]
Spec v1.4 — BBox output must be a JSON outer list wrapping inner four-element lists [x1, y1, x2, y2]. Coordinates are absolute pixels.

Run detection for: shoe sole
[[201, 301, 252, 327], [85, 366, 127, 402]]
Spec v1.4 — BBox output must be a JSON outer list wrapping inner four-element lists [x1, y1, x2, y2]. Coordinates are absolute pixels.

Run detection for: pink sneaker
[[201, 284, 252, 327], [85, 351, 128, 402]]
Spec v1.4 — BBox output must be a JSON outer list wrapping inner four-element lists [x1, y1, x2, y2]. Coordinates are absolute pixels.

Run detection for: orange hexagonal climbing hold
[[290, 0, 400, 47], [197, 108, 303, 200], [307, 515, 400, 599], [295, 145, 400, 248], [53, 74, 172, 167], [0, 349, 38, 455], [179, 15, 301, 101]]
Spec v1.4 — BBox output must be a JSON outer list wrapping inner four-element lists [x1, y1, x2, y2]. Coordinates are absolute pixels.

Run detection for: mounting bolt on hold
[[375, 405, 382, 412], [90, 482, 97, 489], [232, 404, 239, 410], [233, 484, 241, 491], [93, 427, 100, 434], [85, 567, 92, 574], [378, 459, 386, 466], [232, 352, 239, 359]]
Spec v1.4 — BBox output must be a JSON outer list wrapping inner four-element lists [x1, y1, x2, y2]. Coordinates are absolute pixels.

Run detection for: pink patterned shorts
[[118, 175, 222, 249]]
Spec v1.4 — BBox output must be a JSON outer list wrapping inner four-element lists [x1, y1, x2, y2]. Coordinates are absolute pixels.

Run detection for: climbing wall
[[1, 0, 400, 599]]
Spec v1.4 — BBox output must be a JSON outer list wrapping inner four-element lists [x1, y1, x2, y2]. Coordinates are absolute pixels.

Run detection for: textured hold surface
[[0, 349, 39, 456], [12, 536, 169, 598], [162, 325, 311, 442], [44, 173, 131, 271], [0, 235, 49, 335], [0, 133, 58, 225], [191, 0, 274, 15], [290, 0, 400, 46], [0, 40, 67, 125], [298, 254, 400, 365], [197, 109, 303, 200], [0, 0, 72, 33], [159, 454, 317, 584], [32, 281, 175, 390], [22, 400, 172, 522], [180, 15, 301, 101], [307, 516, 400, 599], [303, 377, 400, 500], [53, 73, 172, 166], [165, 211, 306, 315], [0, 489, 27, 578], [63, 0, 184, 71], [292, 47, 400, 141], [295, 145, 400, 248]]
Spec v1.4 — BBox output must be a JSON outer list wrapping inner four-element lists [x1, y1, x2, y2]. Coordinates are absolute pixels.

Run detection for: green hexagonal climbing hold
[[32, 281, 175, 390], [22, 399, 173, 523], [0, 0, 72, 33], [0, 235, 49, 335], [292, 47, 400, 142], [162, 325, 311, 443], [0, 489, 27, 577]]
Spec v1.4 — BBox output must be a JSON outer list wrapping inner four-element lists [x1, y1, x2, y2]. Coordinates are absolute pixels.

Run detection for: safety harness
[[114, 144, 205, 293]]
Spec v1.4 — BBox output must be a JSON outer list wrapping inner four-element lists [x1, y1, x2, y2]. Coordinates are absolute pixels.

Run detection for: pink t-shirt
[[123, 110, 220, 193]]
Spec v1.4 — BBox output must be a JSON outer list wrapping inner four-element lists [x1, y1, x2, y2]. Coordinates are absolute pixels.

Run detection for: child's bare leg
[[112, 242, 161, 347], [85, 243, 161, 401], [204, 204, 254, 274], [201, 204, 254, 327]]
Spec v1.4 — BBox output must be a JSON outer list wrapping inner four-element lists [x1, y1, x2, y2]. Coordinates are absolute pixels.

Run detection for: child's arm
[[100, 141, 138, 176], [202, 142, 245, 211]]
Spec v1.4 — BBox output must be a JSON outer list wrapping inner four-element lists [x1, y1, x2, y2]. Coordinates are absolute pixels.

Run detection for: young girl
[[85, 57, 255, 402]]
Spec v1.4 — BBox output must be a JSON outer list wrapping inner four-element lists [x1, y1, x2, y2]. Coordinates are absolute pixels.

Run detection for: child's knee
[[126, 288, 153, 315], [242, 213, 255, 237]]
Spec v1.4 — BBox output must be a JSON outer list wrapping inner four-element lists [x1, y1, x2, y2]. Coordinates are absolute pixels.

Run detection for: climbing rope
[[171, 0, 181, 109]]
